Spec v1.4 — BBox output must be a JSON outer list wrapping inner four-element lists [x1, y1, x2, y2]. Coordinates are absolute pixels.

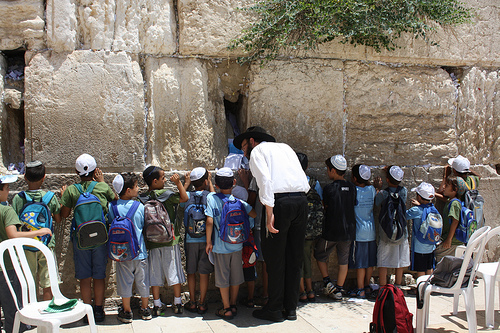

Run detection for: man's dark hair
[[215, 175, 234, 190], [25, 164, 46, 182], [120, 173, 138, 197], [325, 157, 346, 176], [296, 152, 308, 171], [143, 166, 163, 187], [0, 184, 6, 191], [352, 164, 370, 186], [386, 165, 401, 186], [192, 170, 209, 189]]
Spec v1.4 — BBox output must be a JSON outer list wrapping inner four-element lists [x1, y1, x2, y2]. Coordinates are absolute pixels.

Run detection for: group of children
[[0, 151, 481, 331], [303, 154, 481, 301]]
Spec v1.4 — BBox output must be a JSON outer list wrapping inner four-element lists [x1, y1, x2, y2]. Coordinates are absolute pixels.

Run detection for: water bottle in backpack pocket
[[19, 191, 55, 251], [72, 182, 108, 250], [139, 191, 175, 243], [184, 191, 209, 238], [107, 201, 140, 262], [216, 193, 250, 244], [379, 187, 407, 243]]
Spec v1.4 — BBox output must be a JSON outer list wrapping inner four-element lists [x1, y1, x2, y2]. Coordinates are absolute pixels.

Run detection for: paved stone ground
[[29, 279, 500, 332]]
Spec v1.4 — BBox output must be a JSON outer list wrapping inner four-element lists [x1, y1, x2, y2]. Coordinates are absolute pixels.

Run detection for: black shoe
[[117, 308, 133, 324], [252, 309, 285, 322], [139, 307, 152, 320], [283, 309, 297, 321], [94, 306, 105, 323]]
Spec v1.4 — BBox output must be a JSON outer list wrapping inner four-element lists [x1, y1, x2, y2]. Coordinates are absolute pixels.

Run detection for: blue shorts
[[72, 240, 108, 280], [348, 240, 377, 269]]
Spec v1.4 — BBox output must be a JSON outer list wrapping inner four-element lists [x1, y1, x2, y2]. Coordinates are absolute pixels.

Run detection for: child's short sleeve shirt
[[441, 199, 463, 245], [0, 204, 22, 270], [205, 193, 254, 254], [12, 190, 61, 248], [354, 185, 376, 242], [108, 199, 147, 260], [143, 189, 181, 249], [406, 206, 435, 254], [60, 181, 115, 214]]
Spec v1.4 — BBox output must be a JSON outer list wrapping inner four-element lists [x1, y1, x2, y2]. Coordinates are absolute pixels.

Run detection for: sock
[[174, 297, 182, 305], [154, 299, 162, 307], [323, 276, 332, 286]]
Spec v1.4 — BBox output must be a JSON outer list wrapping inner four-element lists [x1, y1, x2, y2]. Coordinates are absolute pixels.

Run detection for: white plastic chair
[[0, 237, 96, 333], [416, 226, 490, 333], [476, 226, 500, 328]]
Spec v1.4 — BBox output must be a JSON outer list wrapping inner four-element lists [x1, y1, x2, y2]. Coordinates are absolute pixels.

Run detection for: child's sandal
[[184, 300, 197, 313], [215, 307, 233, 320], [307, 290, 316, 302], [230, 304, 238, 316], [240, 298, 255, 308], [299, 292, 308, 303], [197, 302, 208, 314]]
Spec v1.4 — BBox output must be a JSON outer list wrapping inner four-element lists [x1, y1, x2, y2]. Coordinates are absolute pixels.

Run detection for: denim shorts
[[72, 240, 108, 280]]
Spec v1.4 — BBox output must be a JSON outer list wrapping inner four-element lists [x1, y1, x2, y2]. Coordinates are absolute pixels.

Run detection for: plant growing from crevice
[[229, 0, 474, 64]]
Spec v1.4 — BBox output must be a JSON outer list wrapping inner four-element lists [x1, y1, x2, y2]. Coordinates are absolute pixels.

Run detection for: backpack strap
[[19, 191, 32, 203], [74, 183, 84, 194], [86, 181, 98, 194], [215, 192, 227, 202], [110, 201, 119, 220], [41, 191, 55, 206], [125, 201, 140, 220]]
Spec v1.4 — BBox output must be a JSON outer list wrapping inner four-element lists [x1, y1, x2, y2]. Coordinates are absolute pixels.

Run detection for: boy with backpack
[[60, 153, 117, 322], [140, 166, 188, 316], [108, 173, 151, 323], [0, 174, 53, 333], [181, 167, 214, 314], [205, 167, 256, 320], [406, 182, 442, 278], [374, 165, 410, 287], [296, 153, 323, 303], [313, 155, 356, 300], [12, 161, 61, 301]]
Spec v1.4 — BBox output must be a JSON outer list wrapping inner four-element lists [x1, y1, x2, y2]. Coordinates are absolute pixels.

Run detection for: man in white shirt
[[234, 126, 310, 322]]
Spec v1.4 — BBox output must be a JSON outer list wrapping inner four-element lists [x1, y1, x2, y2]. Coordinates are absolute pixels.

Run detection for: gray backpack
[[139, 191, 175, 243]]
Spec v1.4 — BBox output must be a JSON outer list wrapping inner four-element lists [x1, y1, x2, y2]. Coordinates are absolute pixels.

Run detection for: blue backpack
[[108, 201, 140, 262], [414, 203, 443, 245], [73, 182, 108, 250], [216, 193, 250, 244], [18, 191, 55, 251], [450, 198, 477, 244], [183, 191, 209, 238]]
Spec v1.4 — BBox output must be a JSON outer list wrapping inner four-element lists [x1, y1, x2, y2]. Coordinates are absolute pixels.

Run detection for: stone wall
[[0, 0, 499, 298]]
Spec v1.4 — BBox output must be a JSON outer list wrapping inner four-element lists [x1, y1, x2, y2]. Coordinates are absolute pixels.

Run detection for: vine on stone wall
[[229, 0, 473, 64]]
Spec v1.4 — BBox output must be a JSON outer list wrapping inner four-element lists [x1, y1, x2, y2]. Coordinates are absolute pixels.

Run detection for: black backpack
[[379, 187, 407, 243], [305, 177, 324, 240]]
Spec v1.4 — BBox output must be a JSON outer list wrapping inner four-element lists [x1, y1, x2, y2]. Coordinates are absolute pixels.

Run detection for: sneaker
[[117, 308, 133, 324], [323, 281, 335, 296], [330, 286, 344, 300], [173, 303, 183, 314], [139, 307, 152, 320], [93, 306, 105, 323], [152, 303, 166, 317]]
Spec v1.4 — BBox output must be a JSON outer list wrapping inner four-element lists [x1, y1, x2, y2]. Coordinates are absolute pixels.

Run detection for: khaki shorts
[[314, 238, 351, 265], [213, 251, 244, 288], [25, 248, 59, 289]]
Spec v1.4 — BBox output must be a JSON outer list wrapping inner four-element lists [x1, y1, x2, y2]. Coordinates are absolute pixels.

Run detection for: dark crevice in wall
[[224, 94, 245, 140]]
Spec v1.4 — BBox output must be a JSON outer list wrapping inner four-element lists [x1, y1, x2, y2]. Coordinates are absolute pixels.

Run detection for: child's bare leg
[[219, 287, 231, 309], [187, 273, 196, 302], [305, 278, 313, 292], [229, 285, 239, 306], [317, 261, 329, 278], [299, 277, 305, 293], [365, 267, 374, 287], [426, 269, 433, 275], [395, 267, 405, 285], [357, 268, 366, 289], [152, 286, 161, 300], [94, 278, 105, 306], [122, 297, 132, 312], [200, 273, 209, 304], [247, 281, 255, 300], [80, 278, 92, 304], [337, 264, 348, 287], [416, 271, 425, 278], [379, 267, 388, 286], [141, 297, 149, 309], [43, 287, 53, 301], [173, 283, 181, 298]]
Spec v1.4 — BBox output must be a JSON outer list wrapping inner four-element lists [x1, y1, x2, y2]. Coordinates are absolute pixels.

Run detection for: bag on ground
[[414, 203, 442, 245], [18, 191, 55, 251], [139, 191, 175, 243], [108, 201, 140, 262], [73, 182, 108, 250], [370, 284, 414, 333], [183, 191, 209, 238], [216, 193, 250, 244], [379, 187, 407, 243], [305, 177, 324, 240]]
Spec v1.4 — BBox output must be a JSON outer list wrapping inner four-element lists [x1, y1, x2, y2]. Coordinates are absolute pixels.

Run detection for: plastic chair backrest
[[450, 226, 490, 290], [484, 226, 500, 278], [0, 238, 64, 310]]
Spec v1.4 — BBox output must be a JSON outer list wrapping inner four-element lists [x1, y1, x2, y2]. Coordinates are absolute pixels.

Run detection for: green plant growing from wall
[[229, 0, 473, 64]]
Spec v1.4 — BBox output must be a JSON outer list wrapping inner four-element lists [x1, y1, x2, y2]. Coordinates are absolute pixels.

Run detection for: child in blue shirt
[[349, 164, 377, 298], [406, 182, 438, 278], [205, 168, 256, 320], [109, 173, 150, 323]]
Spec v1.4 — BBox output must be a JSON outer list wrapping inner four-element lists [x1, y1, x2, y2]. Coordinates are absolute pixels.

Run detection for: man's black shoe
[[252, 309, 285, 322], [283, 309, 297, 321]]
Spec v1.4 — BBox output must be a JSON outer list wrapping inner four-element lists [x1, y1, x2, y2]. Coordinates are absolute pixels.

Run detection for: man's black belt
[[274, 192, 306, 199]]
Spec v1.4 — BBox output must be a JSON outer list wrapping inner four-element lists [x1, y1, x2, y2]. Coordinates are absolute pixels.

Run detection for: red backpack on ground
[[370, 284, 414, 333]]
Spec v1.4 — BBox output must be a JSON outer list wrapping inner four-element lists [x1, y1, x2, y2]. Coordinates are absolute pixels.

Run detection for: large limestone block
[[47, 0, 176, 54], [457, 67, 500, 164], [247, 59, 344, 166], [0, 0, 45, 50], [345, 62, 457, 166], [145, 57, 226, 170], [0, 55, 6, 172], [24, 51, 145, 173], [178, 0, 256, 56]]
